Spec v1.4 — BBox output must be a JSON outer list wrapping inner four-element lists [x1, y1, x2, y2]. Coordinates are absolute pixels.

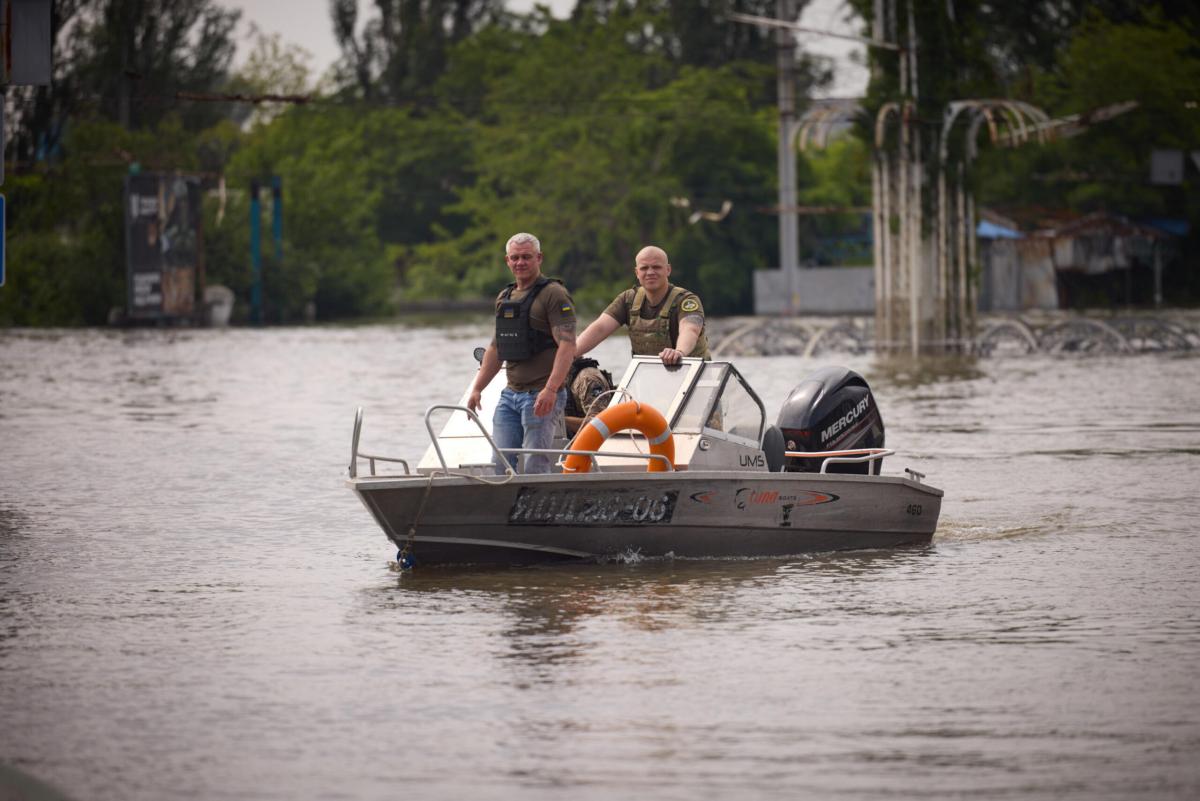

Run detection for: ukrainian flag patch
[[561, 304, 573, 313]]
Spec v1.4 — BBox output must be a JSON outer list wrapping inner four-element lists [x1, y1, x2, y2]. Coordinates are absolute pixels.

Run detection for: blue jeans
[[492, 387, 567, 474]]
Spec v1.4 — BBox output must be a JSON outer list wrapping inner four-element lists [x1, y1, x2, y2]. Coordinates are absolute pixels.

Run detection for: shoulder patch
[[680, 298, 700, 313], [561, 304, 573, 313]]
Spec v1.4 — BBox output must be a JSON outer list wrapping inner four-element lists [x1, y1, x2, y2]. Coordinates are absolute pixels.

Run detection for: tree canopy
[[2, 0, 1195, 326]]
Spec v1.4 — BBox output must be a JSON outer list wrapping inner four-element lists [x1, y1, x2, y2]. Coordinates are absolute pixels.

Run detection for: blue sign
[[0, 194, 5, 288]]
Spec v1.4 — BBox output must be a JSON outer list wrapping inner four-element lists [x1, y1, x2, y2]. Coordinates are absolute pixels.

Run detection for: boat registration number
[[509, 488, 678, 526]]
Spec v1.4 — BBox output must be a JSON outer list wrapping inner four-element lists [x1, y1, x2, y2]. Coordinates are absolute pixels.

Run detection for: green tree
[[7, 0, 241, 172], [6, 1, 86, 166], [224, 26, 317, 130], [571, 0, 783, 66], [215, 103, 476, 320], [796, 135, 873, 265], [977, 7, 1200, 219], [410, 16, 777, 314], [330, 0, 504, 105], [70, 0, 240, 131], [0, 117, 202, 325]]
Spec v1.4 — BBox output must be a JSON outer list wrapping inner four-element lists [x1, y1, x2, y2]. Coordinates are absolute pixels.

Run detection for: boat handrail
[[353, 406, 678, 480], [783, 447, 895, 475], [360, 454, 412, 477], [554, 449, 674, 471], [424, 404, 516, 478], [350, 407, 412, 478], [479, 446, 674, 472], [422, 404, 678, 474]]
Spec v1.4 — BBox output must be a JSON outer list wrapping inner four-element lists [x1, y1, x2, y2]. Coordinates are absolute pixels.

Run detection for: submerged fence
[[708, 313, 1200, 358]]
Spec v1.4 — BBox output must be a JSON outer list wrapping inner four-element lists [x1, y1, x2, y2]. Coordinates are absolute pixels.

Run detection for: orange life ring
[[562, 400, 675, 473]]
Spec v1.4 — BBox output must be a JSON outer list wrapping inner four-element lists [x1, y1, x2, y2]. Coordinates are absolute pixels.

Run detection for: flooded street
[[1, 324, 1198, 800]]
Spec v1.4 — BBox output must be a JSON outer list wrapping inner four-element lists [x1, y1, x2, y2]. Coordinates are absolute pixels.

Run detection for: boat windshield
[[674, 362, 765, 445], [618, 360, 697, 424], [673, 363, 727, 432]]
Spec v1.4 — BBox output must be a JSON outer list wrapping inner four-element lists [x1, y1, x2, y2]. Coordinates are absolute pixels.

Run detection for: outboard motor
[[776, 366, 884, 474]]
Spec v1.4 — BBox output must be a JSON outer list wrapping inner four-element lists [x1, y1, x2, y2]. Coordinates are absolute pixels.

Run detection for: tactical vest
[[627, 286, 711, 359], [496, 277, 559, 362]]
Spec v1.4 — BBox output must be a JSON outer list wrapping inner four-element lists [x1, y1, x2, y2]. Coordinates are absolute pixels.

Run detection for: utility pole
[[729, 5, 901, 320], [775, 0, 800, 314]]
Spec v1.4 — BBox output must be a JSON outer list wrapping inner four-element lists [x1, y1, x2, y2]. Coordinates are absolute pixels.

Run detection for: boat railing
[[423, 404, 516, 478], [783, 447, 895, 475], [352, 406, 676, 480], [421, 405, 674, 477], [556, 449, 674, 472], [350, 407, 412, 478], [425, 404, 675, 474]]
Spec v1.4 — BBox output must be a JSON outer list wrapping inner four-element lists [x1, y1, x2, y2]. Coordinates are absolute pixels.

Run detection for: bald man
[[575, 246, 710, 365]]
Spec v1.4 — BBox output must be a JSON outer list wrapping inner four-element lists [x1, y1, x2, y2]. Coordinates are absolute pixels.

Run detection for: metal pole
[[194, 179, 206, 326], [776, 0, 799, 314], [271, 175, 283, 264], [906, 0, 920, 357], [956, 169, 968, 348], [250, 179, 262, 325], [937, 154, 948, 347], [872, 155, 884, 342], [872, 0, 886, 348], [1154, 242, 1162, 309]]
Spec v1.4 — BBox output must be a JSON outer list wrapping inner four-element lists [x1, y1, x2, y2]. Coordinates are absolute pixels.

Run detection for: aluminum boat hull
[[348, 470, 942, 567]]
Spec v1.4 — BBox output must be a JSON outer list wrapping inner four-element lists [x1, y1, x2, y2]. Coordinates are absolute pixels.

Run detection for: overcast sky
[[216, 0, 868, 97]]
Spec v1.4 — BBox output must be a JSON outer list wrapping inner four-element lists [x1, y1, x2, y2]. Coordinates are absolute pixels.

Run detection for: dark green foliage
[[9, 0, 1193, 326], [797, 137, 873, 265], [211, 104, 482, 321], [330, 0, 505, 106], [6, 1, 86, 166], [73, 0, 241, 131], [407, 14, 778, 314], [975, 8, 1200, 222], [571, 0, 779, 66], [8, 0, 241, 167], [0, 118, 196, 326], [850, 1, 1198, 303]]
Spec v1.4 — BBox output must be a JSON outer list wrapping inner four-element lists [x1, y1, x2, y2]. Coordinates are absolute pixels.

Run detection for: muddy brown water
[[1, 325, 1197, 800]]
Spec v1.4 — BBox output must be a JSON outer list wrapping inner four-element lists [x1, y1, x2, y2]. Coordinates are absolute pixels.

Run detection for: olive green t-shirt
[[602, 285, 705, 352], [492, 280, 576, 392]]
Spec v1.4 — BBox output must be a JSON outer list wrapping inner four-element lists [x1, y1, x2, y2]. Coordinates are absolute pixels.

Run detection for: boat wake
[[935, 512, 1072, 543]]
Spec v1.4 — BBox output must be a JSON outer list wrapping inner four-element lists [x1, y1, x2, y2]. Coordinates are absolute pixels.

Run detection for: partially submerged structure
[[978, 212, 1183, 311]]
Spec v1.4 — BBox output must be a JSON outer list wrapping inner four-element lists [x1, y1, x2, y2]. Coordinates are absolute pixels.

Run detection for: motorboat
[[347, 356, 942, 567]]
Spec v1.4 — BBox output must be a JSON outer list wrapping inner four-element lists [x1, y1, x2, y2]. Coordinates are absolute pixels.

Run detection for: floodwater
[[1, 324, 1198, 800]]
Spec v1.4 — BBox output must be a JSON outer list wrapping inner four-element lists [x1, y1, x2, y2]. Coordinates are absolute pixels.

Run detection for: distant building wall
[[754, 267, 874, 314], [979, 238, 1059, 311], [979, 239, 1021, 311], [1016, 239, 1061, 310]]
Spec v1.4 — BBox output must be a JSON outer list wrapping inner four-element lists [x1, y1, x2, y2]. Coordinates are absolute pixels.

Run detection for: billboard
[[124, 174, 202, 320]]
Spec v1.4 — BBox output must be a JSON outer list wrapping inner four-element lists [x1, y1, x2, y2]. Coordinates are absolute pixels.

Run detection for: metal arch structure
[[872, 89, 1058, 357], [975, 319, 1040, 356], [1109, 317, 1196, 351], [1039, 318, 1133, 355], [793, 99, 863, 153], [935, 100, 1053, 355], [709, 317, 814, 358], [731, 1, 1075, 356], [802, 320, 870, 358], [704, 313, 1198, 357]]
